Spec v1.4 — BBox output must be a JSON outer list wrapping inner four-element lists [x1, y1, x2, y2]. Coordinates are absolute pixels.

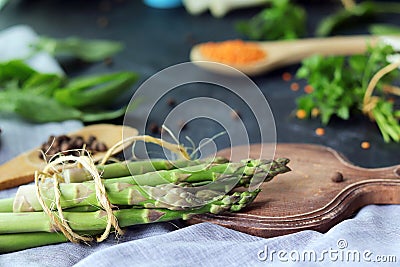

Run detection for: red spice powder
[[199, 40, 266, 65]]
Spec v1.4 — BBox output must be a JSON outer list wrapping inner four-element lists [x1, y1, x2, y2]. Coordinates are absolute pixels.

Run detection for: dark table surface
[[0, 0, 399, 168]]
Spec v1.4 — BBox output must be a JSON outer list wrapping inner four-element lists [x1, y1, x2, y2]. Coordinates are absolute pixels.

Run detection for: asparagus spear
[[63, 157, 229, 182], [12, 159, 290, 212], [0, 190, 259, 253]]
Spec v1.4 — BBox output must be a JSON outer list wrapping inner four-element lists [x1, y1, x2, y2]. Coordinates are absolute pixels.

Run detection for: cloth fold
[[73, 206, 400, 267]]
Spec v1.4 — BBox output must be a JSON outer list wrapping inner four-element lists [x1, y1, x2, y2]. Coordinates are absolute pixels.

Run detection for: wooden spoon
[[0, 124, 138, 190], [190, 35, 380, 76]]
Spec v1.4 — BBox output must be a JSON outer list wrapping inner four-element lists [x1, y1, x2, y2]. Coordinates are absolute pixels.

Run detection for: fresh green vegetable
[[316, 1, 400, 37], [296, 42, 400, 142], [63, 157, 229, 182], [22, 73, 64, 97], [0, 60, 36, 83], [369, 24, 400, 35], [35, 37, 124, 62], [0, 60, 138, 122], [235, 0, 306, 41], [0, 156, 291, 253], [0, 190, 260, 253], [54, 72, 138, 108], [9, 158, 290, 212]]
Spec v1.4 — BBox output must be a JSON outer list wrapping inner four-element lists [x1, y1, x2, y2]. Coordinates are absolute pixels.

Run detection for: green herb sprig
[[316, 1, 400, 37], [296, 42, 400, 142], [35, 37, 124, 62], [0, 60, 138, 123], [235, 0, 306, 41]]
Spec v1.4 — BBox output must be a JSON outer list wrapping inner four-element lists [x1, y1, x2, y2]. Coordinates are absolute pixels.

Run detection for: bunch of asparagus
[[0, 157, 290, 253]]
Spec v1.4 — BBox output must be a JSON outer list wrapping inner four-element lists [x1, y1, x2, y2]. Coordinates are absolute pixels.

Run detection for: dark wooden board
[[187, 143, 400, 237]]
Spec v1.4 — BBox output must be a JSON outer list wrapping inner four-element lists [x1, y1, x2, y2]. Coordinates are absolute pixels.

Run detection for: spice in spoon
[[199, 39, 267, 65]]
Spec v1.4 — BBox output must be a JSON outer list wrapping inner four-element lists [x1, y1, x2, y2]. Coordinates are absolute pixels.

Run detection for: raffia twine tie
[[35, 155, 123, 243], [34, 134, 190, 244], [362, 59, 400, 119]]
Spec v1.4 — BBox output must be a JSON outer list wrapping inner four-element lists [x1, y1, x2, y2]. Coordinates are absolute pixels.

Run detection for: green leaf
[[81, 106, 127, 122], [0, 90, 82, 122], [337, 105, 350, 120], [320, 107, 334, 125], [316, 1, 400, 37], [36, 37, 124, 62], [22, 73, 64, 97], [0, 60, 36, 85], [369, 23, 400, 35], [349, 55, 368, 74], [0, 89, 134, 123], [372, 101, 400, 142], [54, 71, 138, 108], [316, 2, 375, 37], [296, 96, 314, 114], [235, 0, 306, 41]]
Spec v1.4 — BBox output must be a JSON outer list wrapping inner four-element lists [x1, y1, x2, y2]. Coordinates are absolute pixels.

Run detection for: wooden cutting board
[[187, 143, 400, 237]]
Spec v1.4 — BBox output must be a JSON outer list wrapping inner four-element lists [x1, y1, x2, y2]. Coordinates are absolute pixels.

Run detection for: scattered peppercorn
[[149, 123, 160, 134], [330, 171, 344, 183], [97, 17, 109, 28], [39, 134, 107, 161], [282, 72, 292, 82], [185, 33, 197, 45], [104, 57, 114, 67], [167, 98, 176, 107]]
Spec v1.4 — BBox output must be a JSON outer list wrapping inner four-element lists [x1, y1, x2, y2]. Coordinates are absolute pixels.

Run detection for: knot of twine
[[34, 133, 190, 244], [362, 59, 400, 119], [35, 155, 123, 243]]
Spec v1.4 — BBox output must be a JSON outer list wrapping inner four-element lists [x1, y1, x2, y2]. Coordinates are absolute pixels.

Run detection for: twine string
[[362, 59, 400, 119], [99, 135, 190, 165], [35, 134, 190, 244], [35, 155, 121, 243]]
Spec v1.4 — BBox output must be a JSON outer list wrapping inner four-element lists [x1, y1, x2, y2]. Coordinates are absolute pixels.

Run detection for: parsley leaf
[[235, 0, 306, 41], [296, 42, 400, 142]]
